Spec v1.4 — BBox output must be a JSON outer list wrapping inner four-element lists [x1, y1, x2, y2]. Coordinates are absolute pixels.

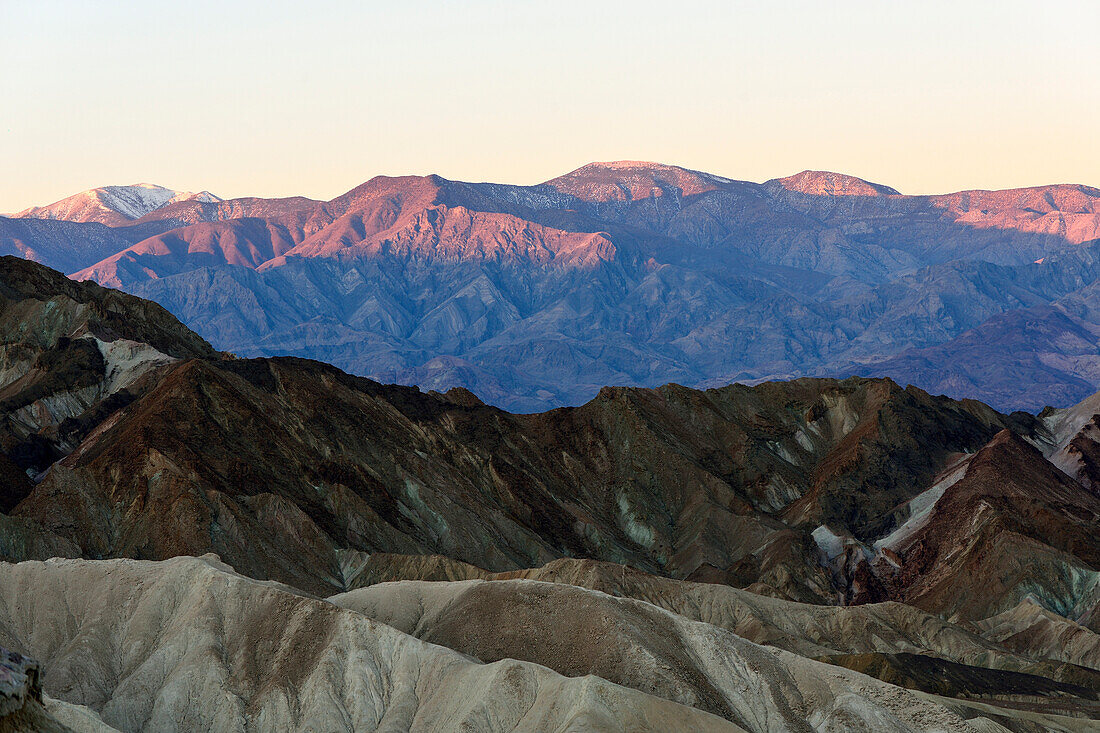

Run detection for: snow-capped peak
[[12, 184, 223, 225], [97, 184, 222, 219]]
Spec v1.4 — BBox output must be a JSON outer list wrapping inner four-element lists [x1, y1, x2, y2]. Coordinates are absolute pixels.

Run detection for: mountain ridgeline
[[3, 163, 1100, 413]]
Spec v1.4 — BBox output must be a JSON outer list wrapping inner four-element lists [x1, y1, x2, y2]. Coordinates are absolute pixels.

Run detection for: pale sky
[[2, 0, 1098, 212]]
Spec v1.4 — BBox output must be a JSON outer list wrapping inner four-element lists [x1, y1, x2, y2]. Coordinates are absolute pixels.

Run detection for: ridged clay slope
[[331, 577, 1099, 727], [0, 556, 738, 733]]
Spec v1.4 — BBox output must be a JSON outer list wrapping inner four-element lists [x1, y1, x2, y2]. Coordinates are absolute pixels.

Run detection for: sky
[[2, 0, 1098, 211]]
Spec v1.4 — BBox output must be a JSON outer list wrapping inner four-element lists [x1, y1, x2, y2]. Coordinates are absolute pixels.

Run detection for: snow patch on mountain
[[95, 184, 220, 219]]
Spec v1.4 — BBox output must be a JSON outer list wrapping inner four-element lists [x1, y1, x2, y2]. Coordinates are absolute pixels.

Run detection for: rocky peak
[[326, 174, 447, 217], [544, 161, 731, 201], [770, 170, 900, 197]]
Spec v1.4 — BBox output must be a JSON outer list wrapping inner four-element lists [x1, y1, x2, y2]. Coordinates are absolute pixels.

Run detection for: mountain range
[[3, 163, 1100, 412], [1, 255, 1100, 730]]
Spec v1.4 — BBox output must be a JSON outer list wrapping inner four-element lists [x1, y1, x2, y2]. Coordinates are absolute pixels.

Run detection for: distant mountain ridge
[[5, 161, 1100, 411]]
